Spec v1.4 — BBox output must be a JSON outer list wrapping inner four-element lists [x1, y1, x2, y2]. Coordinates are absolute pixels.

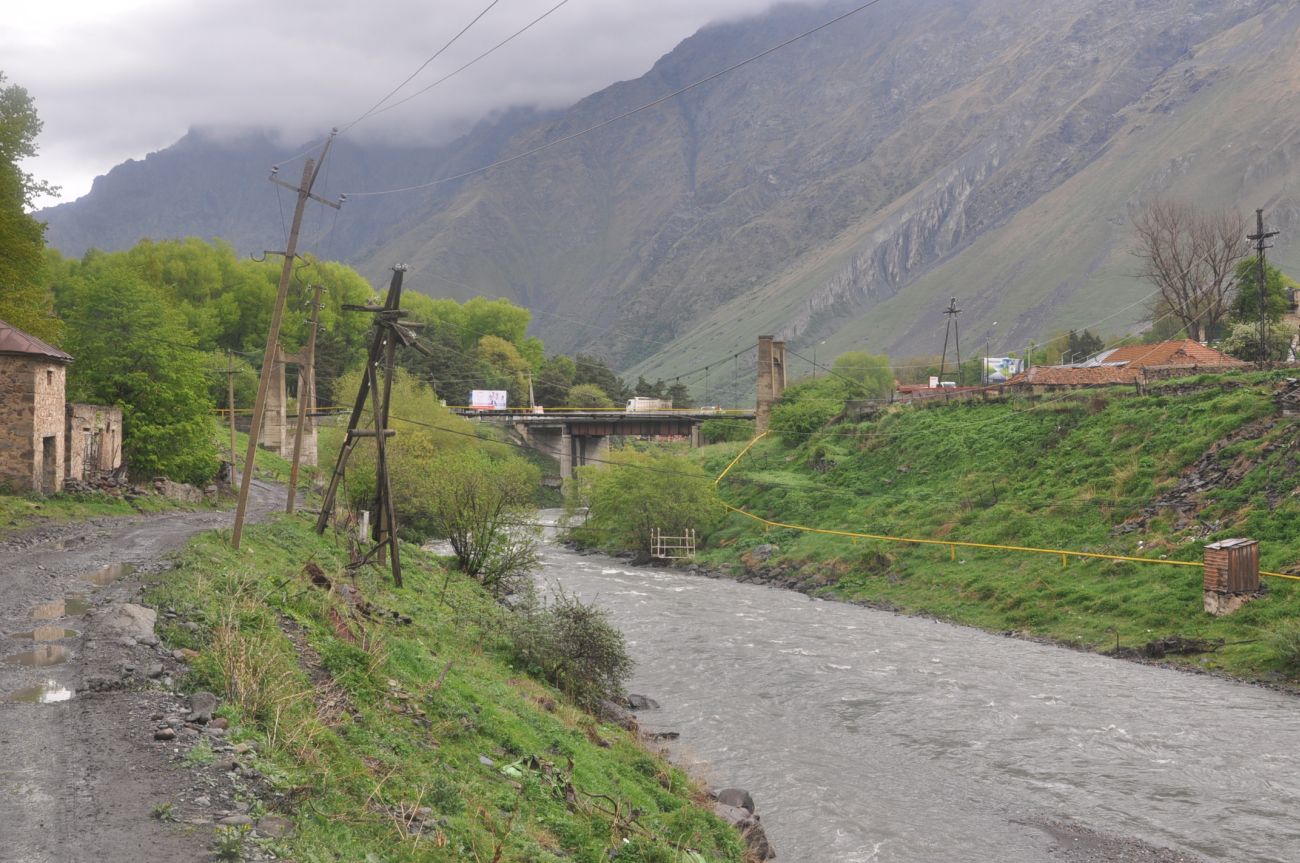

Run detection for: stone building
[[0, 319, 73, 493], [66, 403, 123, 481]]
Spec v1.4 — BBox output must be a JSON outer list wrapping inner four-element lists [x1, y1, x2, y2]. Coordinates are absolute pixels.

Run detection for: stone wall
[[66, 403, 124, 480], [0, 356, 67, 493]]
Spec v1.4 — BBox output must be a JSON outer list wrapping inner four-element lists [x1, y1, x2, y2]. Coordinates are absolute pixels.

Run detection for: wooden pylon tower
[[315, 265, 426, 586]]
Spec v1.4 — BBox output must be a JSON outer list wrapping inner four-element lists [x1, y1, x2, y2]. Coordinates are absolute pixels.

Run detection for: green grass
[[0, 424, 316, 540], [147, 514, 744, 863], [691, 373, 1300, 684]]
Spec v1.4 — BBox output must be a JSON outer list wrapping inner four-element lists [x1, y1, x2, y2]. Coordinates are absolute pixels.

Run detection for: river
[[531, 513, 1300, 862]]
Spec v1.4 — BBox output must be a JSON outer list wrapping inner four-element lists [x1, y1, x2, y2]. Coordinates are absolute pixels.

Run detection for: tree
[[1219, 321, 1293, 363], [567, 450, 724, 553], [666, 381, 693, 408], [566, 383, 614, 409], [59, 261, 219, 484], [0, 73, 60, 343], [533, 355, 576, 407], [572, 353, 627, 403], [421, 449, 540, 595], [1132, 200, 1247, 342], [1065, 329, 1105, 364], [830, 351, 893, 398], [1229, 257, 1290, 326]]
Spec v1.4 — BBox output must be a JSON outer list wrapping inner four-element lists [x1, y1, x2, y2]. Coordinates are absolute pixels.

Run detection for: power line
[[340, 0, 504, 133], [360, 0, 577, 124], [344, 0, 892, 198]]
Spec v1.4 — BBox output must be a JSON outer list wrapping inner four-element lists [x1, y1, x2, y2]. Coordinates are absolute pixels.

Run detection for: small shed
[[1203, 538, 1260, 616], [0, 319, 73, 493]]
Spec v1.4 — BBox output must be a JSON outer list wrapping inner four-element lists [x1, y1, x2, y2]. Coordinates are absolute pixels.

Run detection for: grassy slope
[[149, 514, 745, 863], [693, 373, 1300, 682]]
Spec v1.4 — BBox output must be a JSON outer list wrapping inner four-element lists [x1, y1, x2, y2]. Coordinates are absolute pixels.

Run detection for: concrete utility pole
[[1248, 208, 1279, 363], [232, 133, 342, 548], [286, 282, 324, 514]]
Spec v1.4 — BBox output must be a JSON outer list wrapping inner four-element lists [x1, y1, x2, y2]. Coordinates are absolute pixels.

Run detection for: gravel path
[[0, 480, 281, 863]]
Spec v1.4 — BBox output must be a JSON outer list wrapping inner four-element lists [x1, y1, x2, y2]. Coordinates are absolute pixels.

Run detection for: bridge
[[455, 408, 755, 478]]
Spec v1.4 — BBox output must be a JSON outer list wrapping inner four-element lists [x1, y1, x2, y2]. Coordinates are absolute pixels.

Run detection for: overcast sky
[[5, 0, 809, 207]]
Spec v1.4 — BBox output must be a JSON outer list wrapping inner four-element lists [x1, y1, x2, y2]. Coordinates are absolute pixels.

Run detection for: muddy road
[[0, 480, 280, 863]]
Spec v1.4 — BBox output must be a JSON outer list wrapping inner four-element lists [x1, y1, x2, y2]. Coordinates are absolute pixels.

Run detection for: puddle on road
[[7, 626, 80, 642], [30, 595, 90, 620], [4, 679, 74, 704], [81, 563, 134, 586], [4, 644, 70, 667]]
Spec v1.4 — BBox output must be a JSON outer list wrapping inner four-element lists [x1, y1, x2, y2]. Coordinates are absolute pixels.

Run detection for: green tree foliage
[[566, 383, 614, 409], [421, 449, 540, 594], [700, 418, 755, 444], [533, 355, 576, 407], [632, 376, 667, 398], [768, 377, 846, 444], [0, 73, 59, 344], [1219, 321, 1294, 363], [1065, 329, 1105, 364], [566, 450, 723, 553], [506, 589, 632, 708], [477, 334, 530, 406], [666, 381, 693, 408], [329, 368, 541, 591], [1230, 257, 1291, 326], [572, 353, 628, 403], [59, 261, 218, 484], [830, 351, 893, 398]]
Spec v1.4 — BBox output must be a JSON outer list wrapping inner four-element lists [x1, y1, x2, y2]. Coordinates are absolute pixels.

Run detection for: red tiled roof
[[1099, 340, 1245, 369], [1008, 365, 1142, 387], [0, 318, 73, 362]]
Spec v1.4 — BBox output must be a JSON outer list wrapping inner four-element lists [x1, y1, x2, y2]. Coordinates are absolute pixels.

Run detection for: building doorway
[[41, 436, 57, 494]]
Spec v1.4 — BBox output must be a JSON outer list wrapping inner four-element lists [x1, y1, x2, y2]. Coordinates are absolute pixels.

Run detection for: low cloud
[[6, 0, 813, 204]]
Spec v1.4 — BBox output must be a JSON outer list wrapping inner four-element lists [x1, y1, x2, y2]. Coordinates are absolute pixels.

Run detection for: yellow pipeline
[[715, 436, 1300, 584]]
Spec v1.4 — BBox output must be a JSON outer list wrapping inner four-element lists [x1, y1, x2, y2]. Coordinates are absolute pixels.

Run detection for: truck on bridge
[[625, 397, 673, 412]]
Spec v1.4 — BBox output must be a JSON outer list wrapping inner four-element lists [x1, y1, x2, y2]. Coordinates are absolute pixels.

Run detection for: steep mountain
[[40, 0, 1300, 395]]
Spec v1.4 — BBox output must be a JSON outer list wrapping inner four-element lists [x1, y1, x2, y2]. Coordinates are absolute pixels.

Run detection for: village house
[[1008, 339, 1248, 393], [0, 319, 123, 494], [0, 319, 73, 493]]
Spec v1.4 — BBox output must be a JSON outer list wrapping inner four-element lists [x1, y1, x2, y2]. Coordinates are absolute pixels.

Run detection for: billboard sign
[[470, 390, 508, 410], [983, 357, 1024, 383]]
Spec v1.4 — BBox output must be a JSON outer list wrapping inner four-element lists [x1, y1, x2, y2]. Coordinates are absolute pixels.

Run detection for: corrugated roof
[[1008, 365, 1142, 386], [1099, 340, 1245, 369], [0, 319, 73, 362]]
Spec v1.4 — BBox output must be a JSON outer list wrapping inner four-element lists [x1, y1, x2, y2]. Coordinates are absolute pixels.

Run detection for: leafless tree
[[1132, 199, 1247, 342]]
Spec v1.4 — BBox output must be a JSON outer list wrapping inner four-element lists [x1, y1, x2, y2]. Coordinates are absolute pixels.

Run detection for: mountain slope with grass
[[688, 371, 1300, 683]]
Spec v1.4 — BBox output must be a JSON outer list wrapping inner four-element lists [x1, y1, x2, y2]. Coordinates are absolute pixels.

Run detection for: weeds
[[213, 824, 250, 861]]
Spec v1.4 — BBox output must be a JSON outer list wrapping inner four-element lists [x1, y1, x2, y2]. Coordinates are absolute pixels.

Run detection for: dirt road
[[0, 480, 281, 863]]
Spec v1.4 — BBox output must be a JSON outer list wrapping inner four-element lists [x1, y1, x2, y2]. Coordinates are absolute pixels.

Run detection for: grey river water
[[531, 513, 1300, 863]]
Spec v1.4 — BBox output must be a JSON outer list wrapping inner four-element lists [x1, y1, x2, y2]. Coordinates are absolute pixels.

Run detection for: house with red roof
[[1008, 340, 1247, 393]]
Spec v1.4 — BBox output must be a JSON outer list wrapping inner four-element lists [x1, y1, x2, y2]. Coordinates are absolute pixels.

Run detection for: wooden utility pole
[[1248, 208, 1279, 363], [286, 283, 325, 514], [316, 266, 429, 586], [232, 134, 341, 548], [226, 351, 237, 471]]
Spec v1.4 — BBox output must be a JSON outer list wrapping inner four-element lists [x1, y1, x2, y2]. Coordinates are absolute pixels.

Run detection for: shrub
[[507, 588, 632, 709], [699, 418, 754, 444], [1268, 620, 1300, 676]]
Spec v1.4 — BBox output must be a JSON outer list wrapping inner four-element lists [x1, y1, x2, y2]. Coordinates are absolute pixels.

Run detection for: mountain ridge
[[39, 0, 1300, 392]]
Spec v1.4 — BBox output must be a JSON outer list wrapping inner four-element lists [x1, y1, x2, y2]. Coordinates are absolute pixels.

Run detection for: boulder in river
[[626, 693, 660, 711]]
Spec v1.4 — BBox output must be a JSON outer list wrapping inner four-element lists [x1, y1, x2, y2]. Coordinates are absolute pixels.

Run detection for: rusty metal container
[[1203, 538, 1260, 594]]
